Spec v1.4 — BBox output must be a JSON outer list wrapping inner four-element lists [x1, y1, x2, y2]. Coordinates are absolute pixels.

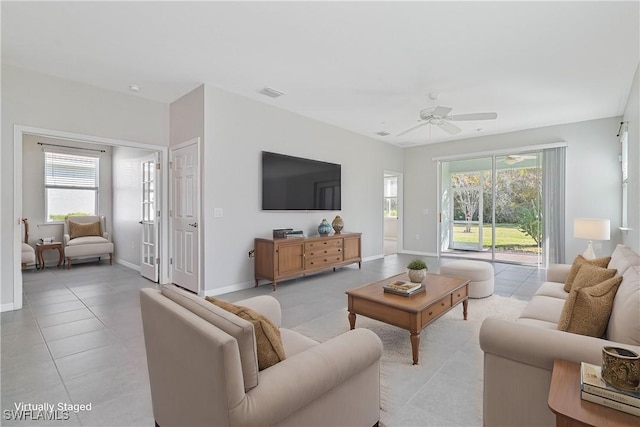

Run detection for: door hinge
[[157, 210, 160, 218], [170, 258, 173, 265], [156, 257, 160, 265], [156, 163, 161, 170], [169, 161, 173, 169]]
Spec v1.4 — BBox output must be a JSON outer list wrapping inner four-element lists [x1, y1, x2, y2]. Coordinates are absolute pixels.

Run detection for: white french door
[[170, 139, 200, 294], [140, 154, 159, 282]]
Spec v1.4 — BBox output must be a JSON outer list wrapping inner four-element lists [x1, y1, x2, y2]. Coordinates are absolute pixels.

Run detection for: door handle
[[189, 222, 198, 228], [139, 221, 143, 224]]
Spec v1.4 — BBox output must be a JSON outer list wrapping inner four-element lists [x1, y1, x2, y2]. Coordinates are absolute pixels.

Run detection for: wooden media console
[[254, 232, 362, 290]]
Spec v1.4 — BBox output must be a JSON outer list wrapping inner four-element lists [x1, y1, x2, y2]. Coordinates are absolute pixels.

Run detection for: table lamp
[[573, 218, 610, 259]]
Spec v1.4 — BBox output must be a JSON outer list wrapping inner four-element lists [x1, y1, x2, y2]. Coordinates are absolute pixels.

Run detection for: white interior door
[[170, 140, 200, 293], [140, 154, 159, 282]]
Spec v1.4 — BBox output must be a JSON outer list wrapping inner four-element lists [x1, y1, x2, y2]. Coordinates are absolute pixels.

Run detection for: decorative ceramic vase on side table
[[318, 219, 332, 235], [332, 215, 344, 234]]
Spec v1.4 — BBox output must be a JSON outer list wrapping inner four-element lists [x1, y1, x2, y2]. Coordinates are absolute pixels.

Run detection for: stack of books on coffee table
[[383, 280, 424, 297], [580, 362, 640, 416]]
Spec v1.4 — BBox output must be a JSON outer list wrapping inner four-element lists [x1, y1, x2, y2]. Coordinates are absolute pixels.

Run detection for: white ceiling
[[2, 1, 639, 146]]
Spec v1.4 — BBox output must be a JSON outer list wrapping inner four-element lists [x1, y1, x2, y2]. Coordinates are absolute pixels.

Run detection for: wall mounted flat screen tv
[[262, 151, 341, 211]]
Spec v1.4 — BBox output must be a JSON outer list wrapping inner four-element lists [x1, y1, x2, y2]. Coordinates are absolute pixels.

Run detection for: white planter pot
[[408, 268, 427, 283]]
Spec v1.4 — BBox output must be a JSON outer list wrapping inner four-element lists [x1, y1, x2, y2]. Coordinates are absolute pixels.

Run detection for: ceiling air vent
[[259, 87, 285, 98], [375, 131, 391, 136]]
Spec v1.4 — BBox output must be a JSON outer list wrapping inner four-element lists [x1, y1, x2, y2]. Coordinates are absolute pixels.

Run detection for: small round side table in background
[[36, 241, 64, 270]]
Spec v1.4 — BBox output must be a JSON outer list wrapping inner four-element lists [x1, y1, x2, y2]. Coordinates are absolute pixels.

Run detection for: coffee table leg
[[410, 332, 420, 365], [463, 298, 468, 320], [348, 312, 356, 329]]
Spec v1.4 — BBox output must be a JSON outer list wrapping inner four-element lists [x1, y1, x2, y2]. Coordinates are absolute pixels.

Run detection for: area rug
[[292, 294, 528, 426]]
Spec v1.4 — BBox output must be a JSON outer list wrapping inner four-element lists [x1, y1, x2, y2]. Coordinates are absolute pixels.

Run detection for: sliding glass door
[[440, 152, 543, 265]]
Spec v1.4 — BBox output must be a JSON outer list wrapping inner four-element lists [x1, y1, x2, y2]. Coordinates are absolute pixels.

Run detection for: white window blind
[[45, 151, 98, 190], [44, 149, 99, 222]]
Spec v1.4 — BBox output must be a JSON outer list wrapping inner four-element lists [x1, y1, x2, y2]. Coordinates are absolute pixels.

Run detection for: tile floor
[[1, 254, 545, 426]]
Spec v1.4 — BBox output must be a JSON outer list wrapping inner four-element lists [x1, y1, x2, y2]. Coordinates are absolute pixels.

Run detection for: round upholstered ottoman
[[440, 260, 494, 298]]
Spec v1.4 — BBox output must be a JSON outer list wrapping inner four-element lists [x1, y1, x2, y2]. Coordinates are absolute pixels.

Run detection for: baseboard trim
[[1, 303, 16, 312], [115, 258, 141, 272], [204, 281, 256, 297], [400, 250, 438, 257], [363, 254, 384, 262]]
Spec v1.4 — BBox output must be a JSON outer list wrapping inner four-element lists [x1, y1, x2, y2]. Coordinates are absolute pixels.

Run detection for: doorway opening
[[11, 125, 168, 311], [440, 152, 543, 265], [384, 171, 402, 256]]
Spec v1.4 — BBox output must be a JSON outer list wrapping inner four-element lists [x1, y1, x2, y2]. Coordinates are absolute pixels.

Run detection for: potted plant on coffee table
[[407, 259, 428, 283]]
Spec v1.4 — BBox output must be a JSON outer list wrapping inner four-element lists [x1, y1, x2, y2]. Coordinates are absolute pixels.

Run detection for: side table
[[548, 359, 638, 427], [36, 242, 64, 270]]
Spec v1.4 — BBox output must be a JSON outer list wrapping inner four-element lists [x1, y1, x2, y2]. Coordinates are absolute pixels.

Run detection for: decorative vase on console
[[318, 219, 332, 236], [331, 215, 344, 234]]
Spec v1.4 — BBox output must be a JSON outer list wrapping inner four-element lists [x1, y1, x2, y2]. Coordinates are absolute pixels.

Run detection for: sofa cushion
[[607, 265, 640, 345], [608, 244, 640, 277], [563, 255, 611, 292], [206, 297, 286, 371], [68, 220, 101, 240], [160, 285, 259, 391], [519, 295, 567, 325], [66, 236, 109, 246], [557, 276, 622, 337], [534, 282, 569, 300]]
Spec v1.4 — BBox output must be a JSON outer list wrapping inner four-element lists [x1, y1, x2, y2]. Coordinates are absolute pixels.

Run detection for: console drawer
[[306, 246, 342, 258], [305, 254, 343, 270], [305, 238, 342, 252]]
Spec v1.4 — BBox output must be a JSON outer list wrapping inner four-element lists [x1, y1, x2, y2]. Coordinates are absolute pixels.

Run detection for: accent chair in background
[[63, 215, 114, 268], [21, 218, 35, 269]]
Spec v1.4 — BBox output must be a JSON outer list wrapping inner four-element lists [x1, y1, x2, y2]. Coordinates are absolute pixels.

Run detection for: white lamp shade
[[573, 218, 611, 241]]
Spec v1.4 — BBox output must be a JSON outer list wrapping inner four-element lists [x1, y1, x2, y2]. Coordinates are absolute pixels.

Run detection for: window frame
[[44, 149, 100, 223]]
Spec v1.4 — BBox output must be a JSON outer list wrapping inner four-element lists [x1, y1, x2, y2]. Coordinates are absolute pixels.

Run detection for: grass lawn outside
[[452, 223, 540, 254]]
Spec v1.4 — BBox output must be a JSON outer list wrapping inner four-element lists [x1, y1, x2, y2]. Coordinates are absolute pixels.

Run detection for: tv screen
[[262, 151, 341, 211]]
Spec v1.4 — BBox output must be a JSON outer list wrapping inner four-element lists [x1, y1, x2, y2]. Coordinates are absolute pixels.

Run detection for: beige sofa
[[480, 244, 640, 427], [140, 285, 383, 427]]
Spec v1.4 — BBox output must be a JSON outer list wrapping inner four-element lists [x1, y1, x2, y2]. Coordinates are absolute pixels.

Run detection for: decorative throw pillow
[[557, 276, 623, 337], [569, 263, 617, 292], [563, 255, 612, 292], [68, 221, 101, 240], [205, 297, 286, 370]]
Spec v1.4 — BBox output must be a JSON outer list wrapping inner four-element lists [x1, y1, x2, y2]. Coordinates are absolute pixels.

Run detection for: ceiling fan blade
[[448, 112, 497, 121], [438, 121, 462, 135], [432, 106, 452, 118], [397, 121, 427, 136]]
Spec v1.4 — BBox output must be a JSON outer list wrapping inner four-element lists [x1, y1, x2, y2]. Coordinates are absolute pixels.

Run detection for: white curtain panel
[[543, 146, 566, 265]]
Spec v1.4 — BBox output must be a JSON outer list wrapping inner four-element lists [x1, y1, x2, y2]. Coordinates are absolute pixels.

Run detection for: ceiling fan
[[501, 154, 538, 165], [397, 94, 497, 136]]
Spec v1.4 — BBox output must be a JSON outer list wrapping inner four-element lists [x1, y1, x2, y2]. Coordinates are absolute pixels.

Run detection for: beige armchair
[[21, 218, 35, 269], [63, 215, 114, 269], [140, 285, 383, 427]]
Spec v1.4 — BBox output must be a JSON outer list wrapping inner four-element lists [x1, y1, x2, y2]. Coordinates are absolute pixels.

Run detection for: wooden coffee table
[[346, 272, 469, 364]]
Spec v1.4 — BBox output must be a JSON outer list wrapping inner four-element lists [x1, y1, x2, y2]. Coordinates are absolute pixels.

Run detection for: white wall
[[2, 65, 169, 308], [622, 64, 640, 252], [403, 116, 626, 262], [202, 85, 404, 293], [22, 135, 113, 264]]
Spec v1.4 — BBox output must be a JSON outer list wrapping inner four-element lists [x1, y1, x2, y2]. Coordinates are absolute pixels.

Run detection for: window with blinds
[[44, 151, 99, 222]]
